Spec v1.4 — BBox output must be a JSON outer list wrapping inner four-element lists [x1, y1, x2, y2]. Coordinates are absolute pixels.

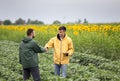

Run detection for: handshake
[[44, 47, 48, 52]]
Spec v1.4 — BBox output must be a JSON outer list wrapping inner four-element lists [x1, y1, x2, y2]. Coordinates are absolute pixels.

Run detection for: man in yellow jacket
[[45, 26, 74, 78]]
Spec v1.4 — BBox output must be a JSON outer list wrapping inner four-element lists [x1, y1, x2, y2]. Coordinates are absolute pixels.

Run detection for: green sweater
[[19, 37, 46, 68]]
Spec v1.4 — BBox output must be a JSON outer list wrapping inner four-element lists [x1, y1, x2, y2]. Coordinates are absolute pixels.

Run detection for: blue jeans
[[54, 64, 67, 78]]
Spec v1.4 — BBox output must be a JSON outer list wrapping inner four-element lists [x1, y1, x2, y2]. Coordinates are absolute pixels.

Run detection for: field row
[[0, 40, 120, 81]]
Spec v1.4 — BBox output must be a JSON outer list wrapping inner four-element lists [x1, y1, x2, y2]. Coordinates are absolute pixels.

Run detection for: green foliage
[[70, 52, 110, 66], [0, 25, 120, 60], [15, 18, 25, 25], [83, 18, 88, 24], [3, 20, 12, 25], [53, 20, 61, 24], [71, 31, 120, 60], [0, 40, 120, 81], [0, 29, 25, 42], [27, 19, 44, 25]]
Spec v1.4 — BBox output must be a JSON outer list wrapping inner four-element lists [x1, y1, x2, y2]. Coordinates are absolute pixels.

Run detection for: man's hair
[[59, 26, 66, 31], [27, 28, 34, 36]]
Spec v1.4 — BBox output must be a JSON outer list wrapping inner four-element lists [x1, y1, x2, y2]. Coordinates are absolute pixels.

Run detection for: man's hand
[[63, 53, 68, 56], [45, 47, 48, 52]]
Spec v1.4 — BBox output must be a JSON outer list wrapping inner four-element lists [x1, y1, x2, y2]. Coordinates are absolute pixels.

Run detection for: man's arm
[[33, 42, 47, 53], [45, 38, 54, 49], [67, 39, 74, 56]]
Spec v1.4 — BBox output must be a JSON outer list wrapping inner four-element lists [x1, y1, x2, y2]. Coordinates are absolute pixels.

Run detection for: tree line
[[0, 18, 88, 25]]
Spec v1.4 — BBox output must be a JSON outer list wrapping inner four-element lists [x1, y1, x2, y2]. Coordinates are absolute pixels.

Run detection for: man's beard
[[32, 36, 35, 38]]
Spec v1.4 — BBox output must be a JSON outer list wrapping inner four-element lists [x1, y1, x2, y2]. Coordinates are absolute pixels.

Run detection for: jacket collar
[[57, 34, 66, 41]]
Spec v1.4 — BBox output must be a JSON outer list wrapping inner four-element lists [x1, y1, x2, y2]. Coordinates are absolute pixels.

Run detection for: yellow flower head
[[73, 31, 79, 35]]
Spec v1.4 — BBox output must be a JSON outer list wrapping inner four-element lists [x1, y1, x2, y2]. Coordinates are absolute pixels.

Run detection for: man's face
[[58, 30, 65, 37], [31, 31, 35, 38]]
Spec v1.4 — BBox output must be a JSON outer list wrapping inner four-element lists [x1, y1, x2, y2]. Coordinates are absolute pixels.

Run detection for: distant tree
[[27, 18, 31, 24], [31, 20, 44, 25], [27, 19, 44, 25], [83, 18, 88, 24], [3, 20, 12, 25], [52, 20, 61, 24], [75, 19, 81, 24], [78, 19, 81, 24], [31, 20, 37, 24], [15, 18, 25, 25], [38, 21, 44, 25], [67, 22, 74, 24]]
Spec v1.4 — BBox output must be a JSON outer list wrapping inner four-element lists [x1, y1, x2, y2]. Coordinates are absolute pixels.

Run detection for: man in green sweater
[[19, 28, 47, 81]]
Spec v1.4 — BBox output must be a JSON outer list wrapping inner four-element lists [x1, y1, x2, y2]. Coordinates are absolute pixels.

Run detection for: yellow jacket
[[45, 34, 74, 64]]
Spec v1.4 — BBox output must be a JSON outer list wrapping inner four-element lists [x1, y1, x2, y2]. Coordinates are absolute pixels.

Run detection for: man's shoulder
[[66, 35, 72, 40], [30, 40, 37, 44], [50, 36, 57, 40]]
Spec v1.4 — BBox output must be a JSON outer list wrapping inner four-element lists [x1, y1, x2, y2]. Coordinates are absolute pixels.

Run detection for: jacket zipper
[[60, 39, 62, 64]]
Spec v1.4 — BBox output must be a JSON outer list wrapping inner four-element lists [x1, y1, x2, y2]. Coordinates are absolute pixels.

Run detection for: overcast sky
[[0, 0, 120, 24]]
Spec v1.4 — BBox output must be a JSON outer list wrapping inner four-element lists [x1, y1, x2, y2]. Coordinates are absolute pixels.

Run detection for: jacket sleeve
[[45, 38, 54, 49], [67, 39, 74, 56], [33, 42, 46, 53]]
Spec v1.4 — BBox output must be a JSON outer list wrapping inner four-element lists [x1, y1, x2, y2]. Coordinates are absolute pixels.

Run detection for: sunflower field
[[0, 24, 120, 81]]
